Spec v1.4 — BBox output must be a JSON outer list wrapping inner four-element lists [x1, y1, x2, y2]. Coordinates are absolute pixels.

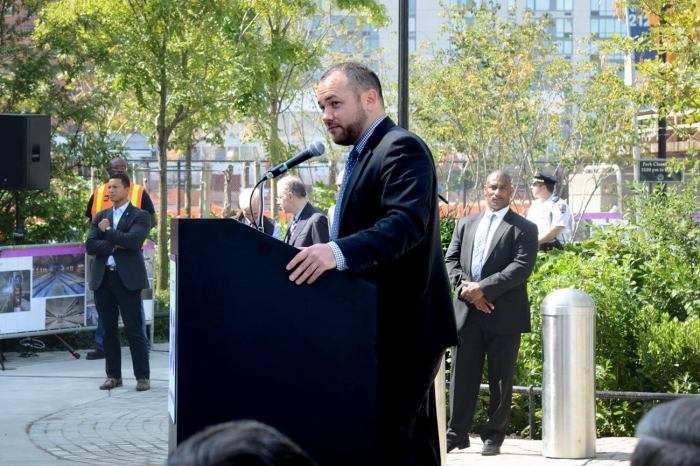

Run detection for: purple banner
[[0, 244, 85, 258], [0, 240, 155, 258], [575, 213, 624, 221]]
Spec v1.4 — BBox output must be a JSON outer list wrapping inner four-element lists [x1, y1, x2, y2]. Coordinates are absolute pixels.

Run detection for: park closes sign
[[639, 159, 682, 182]]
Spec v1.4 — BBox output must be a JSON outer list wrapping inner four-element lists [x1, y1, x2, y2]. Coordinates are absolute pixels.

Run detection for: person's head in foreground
[[631, 397, 700, 466], [167, 420, 316, 466]]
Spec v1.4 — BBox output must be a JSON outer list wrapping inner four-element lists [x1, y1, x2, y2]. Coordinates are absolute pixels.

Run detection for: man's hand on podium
[[287, 244, 337, 285]]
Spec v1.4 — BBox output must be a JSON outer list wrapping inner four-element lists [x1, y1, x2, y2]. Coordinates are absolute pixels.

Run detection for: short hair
[[167, 420, 316, 466], [278, 176, 307, 199], [320, 62, 384, 105], [484, 170, 512, 187], [631, 397, 700, 466], [239, 188, 260, 210], [108, 157, 128, 176], [110, 173, 131, 188]]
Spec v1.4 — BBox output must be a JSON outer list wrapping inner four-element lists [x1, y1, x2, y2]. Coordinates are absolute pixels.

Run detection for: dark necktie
[[285, 218, 298, 243], [330, 148, 360, 241]]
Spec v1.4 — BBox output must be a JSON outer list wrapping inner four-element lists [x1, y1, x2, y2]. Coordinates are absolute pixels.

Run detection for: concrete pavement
[[0, 344, 637, 465]]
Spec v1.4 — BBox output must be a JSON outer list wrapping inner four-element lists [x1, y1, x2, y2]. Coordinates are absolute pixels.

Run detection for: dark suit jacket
[[85, 203, 150, 291], [334, 117, 458, 359], [444, 209, 538, 334], [235, 212, 275, 236], [286, 202, 329, 248]]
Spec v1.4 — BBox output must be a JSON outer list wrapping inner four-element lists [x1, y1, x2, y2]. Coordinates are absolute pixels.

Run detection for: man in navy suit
[[86, 173, 151, 392], [277, 175, 328, 248], [286, 62, 458, 466], [444, 171, 538, 456]]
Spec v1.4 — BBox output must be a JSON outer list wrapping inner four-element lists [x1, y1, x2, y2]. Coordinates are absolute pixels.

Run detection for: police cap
[[533, 171, 557, 186]]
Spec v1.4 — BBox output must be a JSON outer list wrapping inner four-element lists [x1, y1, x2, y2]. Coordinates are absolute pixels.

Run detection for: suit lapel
[[463, 213, 483, 275], [116, 204, 133, 231], [483, 209, 513, 265], [337, 117, 396, 229], [292, 203, 312, 243]]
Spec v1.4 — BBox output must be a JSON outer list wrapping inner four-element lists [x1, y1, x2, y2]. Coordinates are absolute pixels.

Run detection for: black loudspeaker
[[0, 113, 51, 190]]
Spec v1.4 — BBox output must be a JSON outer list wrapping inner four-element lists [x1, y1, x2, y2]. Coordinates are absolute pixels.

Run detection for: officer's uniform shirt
[[527, 194, 571, 243]]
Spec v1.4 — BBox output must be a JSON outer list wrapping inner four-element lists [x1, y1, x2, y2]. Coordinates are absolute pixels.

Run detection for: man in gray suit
[[444, 171, 538, 456], [86, 173, 151, 392], [277, 175, 329, 248]]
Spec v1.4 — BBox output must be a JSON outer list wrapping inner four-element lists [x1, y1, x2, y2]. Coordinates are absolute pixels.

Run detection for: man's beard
[[332, 108, 368, 146]]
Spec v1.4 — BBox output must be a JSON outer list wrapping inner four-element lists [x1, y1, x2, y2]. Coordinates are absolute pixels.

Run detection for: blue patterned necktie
[[330, 149, 360, 241], [471, 213, 496, 281]]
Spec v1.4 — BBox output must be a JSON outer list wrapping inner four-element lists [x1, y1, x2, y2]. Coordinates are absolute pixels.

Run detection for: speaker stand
[[13, 191, 24, 244]]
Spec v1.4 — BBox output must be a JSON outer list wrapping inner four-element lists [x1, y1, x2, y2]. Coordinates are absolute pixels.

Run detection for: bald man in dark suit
[[444, 171, 538, 456]]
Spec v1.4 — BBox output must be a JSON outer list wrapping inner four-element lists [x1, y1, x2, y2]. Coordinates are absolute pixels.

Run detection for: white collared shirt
[[106, 202, 129, 267], [472, 205, 510, 262]]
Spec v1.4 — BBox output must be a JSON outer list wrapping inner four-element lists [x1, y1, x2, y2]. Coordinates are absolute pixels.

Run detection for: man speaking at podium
[[286, 62, 458, 465]]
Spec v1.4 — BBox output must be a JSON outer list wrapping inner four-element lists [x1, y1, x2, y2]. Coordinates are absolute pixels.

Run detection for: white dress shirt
[[106, 202, 129, 267], [471, 205, 510, 265]]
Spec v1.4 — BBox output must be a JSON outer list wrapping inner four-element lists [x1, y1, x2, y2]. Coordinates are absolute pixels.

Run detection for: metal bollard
[[541, 288, 596, 459]]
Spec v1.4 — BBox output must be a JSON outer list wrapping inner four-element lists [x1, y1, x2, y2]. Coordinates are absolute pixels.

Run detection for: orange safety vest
[[91, 182, 145, 219]]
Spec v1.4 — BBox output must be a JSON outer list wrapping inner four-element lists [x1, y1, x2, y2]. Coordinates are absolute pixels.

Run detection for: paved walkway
[[446, 437, 637, 465], [0, 344, 637, 465]]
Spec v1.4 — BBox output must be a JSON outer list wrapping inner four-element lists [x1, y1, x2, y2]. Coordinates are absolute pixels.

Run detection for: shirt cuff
[[328, 241, 348, 271]]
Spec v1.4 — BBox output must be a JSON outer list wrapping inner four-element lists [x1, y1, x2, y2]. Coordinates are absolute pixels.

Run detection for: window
[[557, 40, 573, 55], [590, 0, 616, 15], [556, 0, 573, 10], [555, 18, 572, 38], [527, 0, 551, 11], [591, 17, 625, 38]]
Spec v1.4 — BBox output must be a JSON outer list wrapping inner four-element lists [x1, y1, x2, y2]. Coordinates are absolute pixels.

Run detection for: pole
[[657, 3, 667, 159], [13, 192, 25, 244], [624, 7, 642, 183], [398, 0, 409, 130]]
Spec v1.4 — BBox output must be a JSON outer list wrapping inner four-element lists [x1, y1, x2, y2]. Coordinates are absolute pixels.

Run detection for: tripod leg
[[54, 335, 81, 359], [0, 340, 5, 371]]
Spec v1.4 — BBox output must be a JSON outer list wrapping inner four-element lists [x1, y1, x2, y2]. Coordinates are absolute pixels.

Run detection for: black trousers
[[94, 270, 149, 380], [447, 323, 520, 445], [379, 346, 444, 466]]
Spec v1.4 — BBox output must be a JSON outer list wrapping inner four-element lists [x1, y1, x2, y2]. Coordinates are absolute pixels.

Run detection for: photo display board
[[0, 242, 155, 338]]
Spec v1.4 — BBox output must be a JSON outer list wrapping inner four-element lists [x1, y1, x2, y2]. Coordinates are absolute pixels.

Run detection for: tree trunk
[[156, 47, 169, 292], [223, 164, 233, 217], [267, 92, 283, 219], [185, 140, 193, 218], [156, 128, 169, 291]]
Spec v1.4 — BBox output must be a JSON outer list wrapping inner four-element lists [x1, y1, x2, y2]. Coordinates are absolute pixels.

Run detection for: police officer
[[527, 172, 571, 251]]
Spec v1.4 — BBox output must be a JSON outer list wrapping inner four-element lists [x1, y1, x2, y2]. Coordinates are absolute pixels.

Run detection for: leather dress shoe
[[446, 433, 470, 453], [86, 350, 105, 360], [481, 438, 501, 456], [99, 377, 123, 390], [136, 379, 150, 391]]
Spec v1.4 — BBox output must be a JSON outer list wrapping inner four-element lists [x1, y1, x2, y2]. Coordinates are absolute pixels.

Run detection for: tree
[[0, 0, 120, 245], [627, 0, 700, 126], [243, 0, 386, 217], [37, 0, 261, 290], [411, 4, 636, 216]]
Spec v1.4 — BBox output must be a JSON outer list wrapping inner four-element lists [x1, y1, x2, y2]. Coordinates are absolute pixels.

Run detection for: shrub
[[514, 177, 700, 437]]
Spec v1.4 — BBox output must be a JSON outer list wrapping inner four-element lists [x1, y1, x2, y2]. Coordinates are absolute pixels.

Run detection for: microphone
[[264, 140, 325, 179]]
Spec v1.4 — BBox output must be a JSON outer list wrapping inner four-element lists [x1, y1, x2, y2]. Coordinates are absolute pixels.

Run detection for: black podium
[[168, 219, 378, 465]]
